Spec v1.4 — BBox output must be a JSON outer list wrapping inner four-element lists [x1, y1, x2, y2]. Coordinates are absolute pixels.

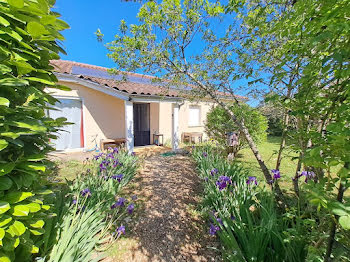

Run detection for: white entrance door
[[49, 98, 83, 151]]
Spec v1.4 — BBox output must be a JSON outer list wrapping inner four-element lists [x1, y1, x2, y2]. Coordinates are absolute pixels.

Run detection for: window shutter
[[189, 106, 200, 126]]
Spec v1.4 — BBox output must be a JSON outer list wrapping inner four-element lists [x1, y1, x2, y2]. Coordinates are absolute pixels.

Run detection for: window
[[188, 105, 201, 127]]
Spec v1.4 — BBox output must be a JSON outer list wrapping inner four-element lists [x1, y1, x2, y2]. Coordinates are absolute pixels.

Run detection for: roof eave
[[55, 73, 130, 101]]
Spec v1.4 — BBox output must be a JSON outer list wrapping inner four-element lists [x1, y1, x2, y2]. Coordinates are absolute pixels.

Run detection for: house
[[48, 60, 246, 152]]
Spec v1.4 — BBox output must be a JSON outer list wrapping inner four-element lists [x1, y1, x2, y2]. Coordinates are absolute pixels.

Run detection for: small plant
[[38, 149, 139, 262], [192, 144, 308, 261]]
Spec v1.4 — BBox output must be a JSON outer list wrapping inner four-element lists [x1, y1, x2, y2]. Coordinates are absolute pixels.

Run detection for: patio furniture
[[100, 138, 126, 151], [182, 132, 203, 143], [153, 133, 164, 146]]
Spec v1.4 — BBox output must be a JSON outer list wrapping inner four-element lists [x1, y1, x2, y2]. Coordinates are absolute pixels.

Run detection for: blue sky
[[54, 0, 143, 68]]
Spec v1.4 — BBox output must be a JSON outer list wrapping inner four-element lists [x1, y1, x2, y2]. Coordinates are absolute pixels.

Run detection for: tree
[[205, 103, 268, 156], [0, 0, 68, 260], [104, 0, 350, 257], [227, 0, 350, 260], [103, 0, 284, 200]]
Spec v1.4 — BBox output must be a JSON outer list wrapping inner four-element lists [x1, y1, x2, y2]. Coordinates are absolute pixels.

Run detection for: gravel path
[[109, 154, 220, 262]]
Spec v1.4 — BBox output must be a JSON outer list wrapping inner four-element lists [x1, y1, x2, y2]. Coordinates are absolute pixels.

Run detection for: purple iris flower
[[271, 169, 281, 181], [131, 152, 136, 156], [114, 147, 119, 154], [301, 171, 316, 183], [231, 215, 236, 221], [116, 225, 125, 236], [132, 195, 138, 201], [101, 160, 109, 166], [111, 197, 126, 209], [107, 152, 115, 159], [246, 176, 258, 186], [113, 159, 119, 167], [210, 168, 219, 176], [216, 217, 223, 226], [203, 152, 208, 157], [111, 174, 124, 182], [209, 223, 220, 235], [127, 204, 135, 214], [216, 176, 232, 191], [72, 199, 77, 205], [80, 188, 91, 197], [204, 177, 209, 182], [94, 153, 103, 160], [99, 163, 106, 171]]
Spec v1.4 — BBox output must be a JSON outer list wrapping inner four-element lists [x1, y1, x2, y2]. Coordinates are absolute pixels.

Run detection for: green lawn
[[52, 160, 89, 181], [235, 136, 298, 190]]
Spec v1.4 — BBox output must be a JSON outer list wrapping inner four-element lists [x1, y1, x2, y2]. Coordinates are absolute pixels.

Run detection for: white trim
[[172, 103, 180, 151], [130, 96, 183, 103], [53, 95, 82, 100], [124, 100, 134, 153], [55, 73, 130, 101]]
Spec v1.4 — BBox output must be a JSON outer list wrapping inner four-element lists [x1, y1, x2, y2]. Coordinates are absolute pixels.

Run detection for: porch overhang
[[130, 95, 183, 103]]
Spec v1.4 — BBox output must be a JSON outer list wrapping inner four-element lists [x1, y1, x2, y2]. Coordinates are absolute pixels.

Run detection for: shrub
[[204, 104, 268, 155], [257, 101, 284, 136], [0, 1, 68, 261]]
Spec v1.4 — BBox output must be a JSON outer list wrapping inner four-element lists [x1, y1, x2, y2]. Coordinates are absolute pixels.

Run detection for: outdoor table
[[100, 138, 126, 151], [182, 132, 203, 143]]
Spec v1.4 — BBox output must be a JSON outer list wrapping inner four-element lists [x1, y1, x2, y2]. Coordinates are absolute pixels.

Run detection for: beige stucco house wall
[[157, 100, 214, 145], [48, 80, 216, 150], [47, 81, 126, 149], [48, 60, 246, 152]]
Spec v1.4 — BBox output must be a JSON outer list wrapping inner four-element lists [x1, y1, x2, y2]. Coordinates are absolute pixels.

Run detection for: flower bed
[[192, 144, 307, 261], [37, 148, 139, 262]]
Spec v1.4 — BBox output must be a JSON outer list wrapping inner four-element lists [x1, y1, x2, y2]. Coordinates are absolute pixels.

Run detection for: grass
[[52, 160, 91, 181], [235, 136, 298, 190]]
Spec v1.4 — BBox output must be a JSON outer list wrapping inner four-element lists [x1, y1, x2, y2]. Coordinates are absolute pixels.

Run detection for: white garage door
[[49, 98, 83, 151]]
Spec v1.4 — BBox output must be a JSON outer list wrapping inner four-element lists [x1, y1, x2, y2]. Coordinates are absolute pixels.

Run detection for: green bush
[[0, 1, 69, 261], [204, 104, 268, 155]]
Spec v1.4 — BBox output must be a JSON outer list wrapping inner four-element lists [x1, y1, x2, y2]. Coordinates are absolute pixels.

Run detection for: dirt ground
[[48, 145, 171, 162], [107, 154, 221, 262]]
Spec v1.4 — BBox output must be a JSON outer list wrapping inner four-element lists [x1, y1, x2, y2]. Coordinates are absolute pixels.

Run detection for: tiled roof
[[51, 60, 247, 100]]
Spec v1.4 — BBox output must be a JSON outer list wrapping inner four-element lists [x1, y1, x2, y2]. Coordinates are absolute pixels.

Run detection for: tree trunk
[[292, 151, 303, 197], [324, 163, 348, 262], [275, 113, 289, 170], [276, 87, 292, 170]]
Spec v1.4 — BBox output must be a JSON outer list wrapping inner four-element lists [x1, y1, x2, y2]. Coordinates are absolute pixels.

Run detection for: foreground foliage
[[0, 0, 69, 261], [192, 144, 349, 261], [38, 149, 139, 262]]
